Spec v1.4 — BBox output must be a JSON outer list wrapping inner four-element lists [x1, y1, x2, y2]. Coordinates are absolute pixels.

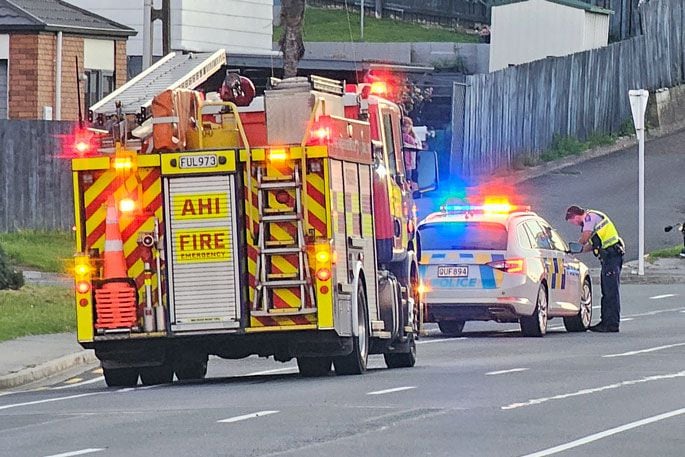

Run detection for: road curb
[[0, 350, 97, 390]]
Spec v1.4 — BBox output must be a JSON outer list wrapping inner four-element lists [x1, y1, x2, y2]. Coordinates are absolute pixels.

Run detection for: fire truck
[[69, 53, 437, 387]]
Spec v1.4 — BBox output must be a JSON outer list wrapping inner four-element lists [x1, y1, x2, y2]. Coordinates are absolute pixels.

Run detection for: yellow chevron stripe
[[84, 171, 115, 206], [273, 287, 301, 308]]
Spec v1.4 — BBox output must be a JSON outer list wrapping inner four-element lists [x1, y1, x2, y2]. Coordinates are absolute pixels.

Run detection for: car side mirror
[[567, 242, 583, 254], [415, 150, 438, 196]]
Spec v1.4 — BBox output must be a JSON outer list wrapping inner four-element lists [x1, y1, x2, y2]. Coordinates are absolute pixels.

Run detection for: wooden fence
[[0, 121, 76, 231], [454, 0, 685, 176]]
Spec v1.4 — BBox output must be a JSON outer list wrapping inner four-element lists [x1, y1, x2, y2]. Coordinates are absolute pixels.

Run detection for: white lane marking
[[501, 370, 685, 410], [0, 392, 103, 411], [43, 449, 105, 457], [650, 294, 678, 300], [519, 406, 685, 457], [52, 377, 104, 390], [625, 307, 685, 318], [218, 410, 279, 423], [592, 305, 601, 309], [244, 367, 298, 376], [486, 368, 529, 376], [367, 386, 416, 396], [63, 378, 83, 385], [417, 337, 467, 344], [602, 342, 685, 358], [620, 317, 634, 322]]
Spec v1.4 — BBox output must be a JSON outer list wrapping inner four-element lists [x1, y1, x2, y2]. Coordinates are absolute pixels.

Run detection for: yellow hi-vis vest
[[588, 210, 621, 249]]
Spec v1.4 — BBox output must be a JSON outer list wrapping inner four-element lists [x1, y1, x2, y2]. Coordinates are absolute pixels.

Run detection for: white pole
[[55, 31, 62, 120], [143, 0, 153, 70], [361, 0, 365, 41], [629, 89, 649, 276]]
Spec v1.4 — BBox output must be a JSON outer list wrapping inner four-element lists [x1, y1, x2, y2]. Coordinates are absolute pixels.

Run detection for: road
[[2, 284, 684, 457]]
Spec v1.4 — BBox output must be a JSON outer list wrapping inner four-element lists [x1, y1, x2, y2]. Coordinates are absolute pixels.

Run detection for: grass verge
[[0, 231, 74, 273], [649, 245, 684, 259], [274, 6, 478, 42], [0, 285, 75, 342]]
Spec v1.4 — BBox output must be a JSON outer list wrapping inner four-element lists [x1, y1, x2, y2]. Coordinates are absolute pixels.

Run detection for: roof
[[0, 0, 136, 37], [418, 209, 538, 227], [490, 0, 613, 15]]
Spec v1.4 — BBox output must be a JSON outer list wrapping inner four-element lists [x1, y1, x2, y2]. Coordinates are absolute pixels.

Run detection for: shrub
[[0, 245, 24, 290]]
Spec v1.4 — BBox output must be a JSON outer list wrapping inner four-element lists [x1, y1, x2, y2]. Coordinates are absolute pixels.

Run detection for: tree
[[279, 0, 306, 78]]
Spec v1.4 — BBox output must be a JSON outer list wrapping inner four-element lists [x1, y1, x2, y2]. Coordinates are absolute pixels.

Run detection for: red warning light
[[58, 128, 98, 159]]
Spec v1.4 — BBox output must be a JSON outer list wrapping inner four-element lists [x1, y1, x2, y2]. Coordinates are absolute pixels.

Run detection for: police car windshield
[[420, 222, 508, 251]]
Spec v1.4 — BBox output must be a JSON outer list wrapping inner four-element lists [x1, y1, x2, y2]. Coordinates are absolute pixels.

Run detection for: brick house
[[0, 0, 136, 120]]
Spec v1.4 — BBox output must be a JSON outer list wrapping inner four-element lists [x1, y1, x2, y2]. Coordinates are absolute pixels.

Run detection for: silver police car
[[417, 203, 593, 337]]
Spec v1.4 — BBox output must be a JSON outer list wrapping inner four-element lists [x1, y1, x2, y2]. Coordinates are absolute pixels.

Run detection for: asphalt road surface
[[2, 284, 684, 457]]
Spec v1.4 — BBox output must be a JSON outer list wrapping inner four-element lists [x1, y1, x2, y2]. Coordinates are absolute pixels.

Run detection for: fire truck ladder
[[252, 163, 316, 315]]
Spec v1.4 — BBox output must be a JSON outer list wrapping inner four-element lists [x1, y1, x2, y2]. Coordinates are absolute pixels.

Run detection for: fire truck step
[[267, 272, 300, 280], [265, 239, 295, 247], [251, 308, 318, 317], [263, 207, 297, 215], [262, 279, 308, 287], [261, 213, 301, 222], [260, 247, 302, 255], [257, 181, 301, 190]]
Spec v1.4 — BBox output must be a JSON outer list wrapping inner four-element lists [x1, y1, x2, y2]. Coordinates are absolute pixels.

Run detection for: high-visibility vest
[[587, 210, 621, 249]]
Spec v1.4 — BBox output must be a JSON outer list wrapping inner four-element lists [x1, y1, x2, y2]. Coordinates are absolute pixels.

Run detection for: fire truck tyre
[[334, 287, 369, 375], [103, 367, 139, 388], [564, 278, 592, 332], [438, 320, 465, 336], [384, 338, 416, 368], [297, 357, 332, 377], [520, 285, 548, 337], [174, 359, 208, 381], [140, 364, 174, 385]]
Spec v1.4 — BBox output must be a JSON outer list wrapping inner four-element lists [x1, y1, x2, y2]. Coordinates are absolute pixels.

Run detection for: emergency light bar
[[441, 203, 531, 214]]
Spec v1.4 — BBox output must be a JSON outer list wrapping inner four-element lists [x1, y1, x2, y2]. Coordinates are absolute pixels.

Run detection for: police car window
[[419, 222, 508, 251], [547, 226, 569, 252], [516, 223, 534, 249], [525, 221, 553, 250]]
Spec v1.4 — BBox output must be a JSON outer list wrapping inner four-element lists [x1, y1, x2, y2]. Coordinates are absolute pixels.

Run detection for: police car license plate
[[437, 266, 469, 277], [179, 154, 218, 169]]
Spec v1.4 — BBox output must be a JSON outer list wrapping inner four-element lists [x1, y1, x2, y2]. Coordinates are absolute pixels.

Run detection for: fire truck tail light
[[76, 281, 91, 294], [316, 268, 331, 282], [269, 148, 287, 161], [370, 81, 388, 96], [417, 283, 428, 296], [74, 256, 91, 277], [487, 258, 525, 274], [113, 157, 133, 171], [315, 250, 330, 264], [119, 198, 136, 213]]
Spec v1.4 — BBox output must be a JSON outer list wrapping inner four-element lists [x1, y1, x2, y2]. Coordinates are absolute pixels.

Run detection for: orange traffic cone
[[95, 198, 138, 330]]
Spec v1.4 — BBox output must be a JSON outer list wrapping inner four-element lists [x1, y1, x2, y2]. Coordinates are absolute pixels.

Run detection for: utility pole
[[360, 0, 365, 41], [629, 89, 649, 276], [142, 0, 171, 70]]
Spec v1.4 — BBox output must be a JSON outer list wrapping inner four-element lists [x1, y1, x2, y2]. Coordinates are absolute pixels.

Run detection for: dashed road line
[[519, 407, 685, 457], [52, 377, 104, 390], [417, 337, 467, 344], [43, 449, 105, 457], [620, 317, 634, 322], [602, 342, 685, 358], [0, 392, 104, 411], [649, 294, 678, 300], [486, 368, 529, 376], [218, 410, 279, 423], [501, 370, 685, 410], [624, 307, 685, 318], [244, 367, 298, 376], [367, 386, 416, 395]]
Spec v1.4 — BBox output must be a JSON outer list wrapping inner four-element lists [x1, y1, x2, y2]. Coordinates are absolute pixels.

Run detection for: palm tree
[[279, 0, 306, 78]]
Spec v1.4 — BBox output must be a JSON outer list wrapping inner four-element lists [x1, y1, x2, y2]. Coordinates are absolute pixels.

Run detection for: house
[[489, 0, 612, 72], [65, 0, 274, 59], [0, 0, 135, 120]]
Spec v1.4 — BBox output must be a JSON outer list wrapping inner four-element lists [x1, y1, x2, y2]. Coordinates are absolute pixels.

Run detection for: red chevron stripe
[[86, 222, 106, 248], [306, 180, 325, 206], [308, 212, 327, 236], [291, 315, 312, 325]]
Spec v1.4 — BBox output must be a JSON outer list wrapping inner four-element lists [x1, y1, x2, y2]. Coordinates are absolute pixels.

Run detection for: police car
[[417, 203, 593, 337]]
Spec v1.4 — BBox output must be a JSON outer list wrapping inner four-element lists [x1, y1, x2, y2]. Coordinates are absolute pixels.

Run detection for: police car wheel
[[334, 287, 369, 375], [520, 285, 548, 337], [564, 278, 593, 332], [438, 320, 465, 336], [103, 367, 139, 388]]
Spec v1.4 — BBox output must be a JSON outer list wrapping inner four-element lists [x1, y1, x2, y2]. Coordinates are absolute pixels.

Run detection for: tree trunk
[[279, 0, 306, 79]]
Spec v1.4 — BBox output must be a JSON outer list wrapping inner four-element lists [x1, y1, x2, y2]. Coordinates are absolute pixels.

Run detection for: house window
[[85, 69, 114, 108]]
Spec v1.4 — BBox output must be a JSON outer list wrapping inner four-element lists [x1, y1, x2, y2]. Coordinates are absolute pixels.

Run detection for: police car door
[[540, 221, 575, 314], [526, 220, 565, 314], [550, 227, 582, 312]]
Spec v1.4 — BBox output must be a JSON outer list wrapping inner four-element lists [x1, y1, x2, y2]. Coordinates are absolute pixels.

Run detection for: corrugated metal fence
[[0, 121, 75, 231], [454, 0, 685, 176]]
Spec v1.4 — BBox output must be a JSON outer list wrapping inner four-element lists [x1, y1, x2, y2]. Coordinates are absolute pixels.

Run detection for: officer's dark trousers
[[600, 251, 623, 327]]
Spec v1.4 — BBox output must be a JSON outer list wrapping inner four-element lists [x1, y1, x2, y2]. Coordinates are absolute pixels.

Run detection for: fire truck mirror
[[416, 150, 439, 195]]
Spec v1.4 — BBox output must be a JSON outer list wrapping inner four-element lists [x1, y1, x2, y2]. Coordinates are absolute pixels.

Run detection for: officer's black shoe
[[589, 323, 619, 333]]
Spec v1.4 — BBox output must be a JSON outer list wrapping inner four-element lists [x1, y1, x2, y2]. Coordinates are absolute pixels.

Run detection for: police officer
[[565, 205, 624, 333]]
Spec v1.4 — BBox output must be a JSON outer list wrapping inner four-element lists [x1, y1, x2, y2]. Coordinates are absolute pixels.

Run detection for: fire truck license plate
[[437, 266, 469, 277], [179, 154, 218, 169]]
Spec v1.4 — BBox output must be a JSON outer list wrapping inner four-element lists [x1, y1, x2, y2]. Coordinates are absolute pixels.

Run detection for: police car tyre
[[564, 278, 593, 332], [384, 337, 417, 368], [334, 287, 369, 375], [103, 367, 139, 388], [520, 285, 548, 337], [438, 320, 465, 336], [140, 364, 174, 385], [174, 359, 208, 381], [297, 357, 332, 377]]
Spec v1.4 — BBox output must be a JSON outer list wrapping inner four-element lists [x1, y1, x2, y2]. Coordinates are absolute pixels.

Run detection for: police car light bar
[[441, 203, 531, 214]]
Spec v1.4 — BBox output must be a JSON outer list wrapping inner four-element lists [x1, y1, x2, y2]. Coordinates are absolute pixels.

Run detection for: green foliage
[[432, 55, 468, 73], [0, 230, 74, 273], [0, 285, 75, 341], [0, 245, 24, 290], [587, 132, 615, 148], [274, 6, 478, 43], [617, 118, 635, 137], [650, 245, 684, 259]]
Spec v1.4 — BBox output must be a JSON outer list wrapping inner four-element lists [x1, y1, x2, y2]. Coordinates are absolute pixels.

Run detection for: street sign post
[[629, 89, 649, 276]]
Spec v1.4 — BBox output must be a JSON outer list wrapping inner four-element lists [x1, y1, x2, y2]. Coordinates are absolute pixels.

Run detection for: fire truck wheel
[[297, 357, 332, 377], [174, 359, 208, 381], [334, 287, 369, 375], [438, 320, 465, 336], [140, 364, 174, 385], [103, 367, 139, 388], [383, 338, 417, 369]]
